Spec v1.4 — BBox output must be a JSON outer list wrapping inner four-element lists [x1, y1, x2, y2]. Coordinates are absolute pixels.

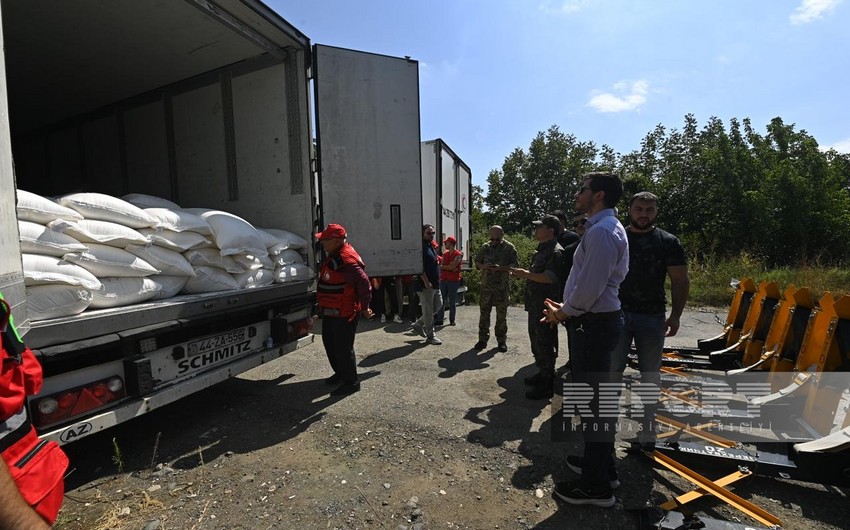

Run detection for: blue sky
[[268, 0, 848, 189]]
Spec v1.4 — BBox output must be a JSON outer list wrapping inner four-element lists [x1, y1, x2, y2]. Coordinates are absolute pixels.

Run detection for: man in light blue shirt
[[543, 171, 628, 508]]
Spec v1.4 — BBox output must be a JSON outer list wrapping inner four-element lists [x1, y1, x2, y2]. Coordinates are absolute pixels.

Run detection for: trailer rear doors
[[313, 45, 423, 277]]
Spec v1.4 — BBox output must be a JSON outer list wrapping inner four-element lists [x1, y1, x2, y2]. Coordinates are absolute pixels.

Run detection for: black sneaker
[[331, 382, 360, 395], [523, 372, 544, 386], [624, 438, 657, 454], [324, 373, 341, 385], [565, 456, 620, 489], [525, 380, 554, 400], [473, 340, 487, 351], [553, 480, 615, 508], [497, 342, 508, 352]]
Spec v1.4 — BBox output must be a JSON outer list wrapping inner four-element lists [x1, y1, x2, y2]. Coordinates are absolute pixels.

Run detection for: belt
[[573, 310, 623, 322]]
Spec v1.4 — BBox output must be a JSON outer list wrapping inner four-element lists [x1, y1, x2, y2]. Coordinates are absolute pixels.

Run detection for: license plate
[[187, 328, 247, 357]]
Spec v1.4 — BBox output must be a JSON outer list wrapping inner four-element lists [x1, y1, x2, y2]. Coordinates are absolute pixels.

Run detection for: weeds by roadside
[[688, 253, 850, 306], [112, 438, 123, 474], [461, 231, 850, 308]]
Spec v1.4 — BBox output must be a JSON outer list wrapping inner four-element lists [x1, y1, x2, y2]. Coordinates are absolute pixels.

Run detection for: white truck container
[[421, 139, 472, 268], [421, 138, 472, 301], [0, 0, 423, 444]]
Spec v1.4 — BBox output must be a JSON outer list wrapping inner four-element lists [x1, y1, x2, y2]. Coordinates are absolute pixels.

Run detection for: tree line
[[474, 115, 850, 266]]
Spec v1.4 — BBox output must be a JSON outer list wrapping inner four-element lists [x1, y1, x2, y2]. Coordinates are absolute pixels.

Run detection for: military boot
[[525, 376, 554, 400]]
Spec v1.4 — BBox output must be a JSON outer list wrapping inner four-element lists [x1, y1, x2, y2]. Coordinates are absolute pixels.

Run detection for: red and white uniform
[[1, 298, 68, 524], [317, 242, 369, 319]]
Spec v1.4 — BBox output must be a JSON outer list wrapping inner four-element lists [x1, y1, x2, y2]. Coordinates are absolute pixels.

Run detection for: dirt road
[[54, 305, 847, 529]]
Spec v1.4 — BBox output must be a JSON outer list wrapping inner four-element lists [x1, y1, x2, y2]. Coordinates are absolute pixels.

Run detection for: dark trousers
[[321, 316, 359, 384], [403, 282, 418, 320], [437, 280, 460, 324], [384, 277, 401, 317], [528, 310, 558, 377], [567, 312, 624, 488], [370, 281, 386, 316]]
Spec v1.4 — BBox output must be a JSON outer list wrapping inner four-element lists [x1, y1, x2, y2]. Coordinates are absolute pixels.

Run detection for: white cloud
[[821, 137, 850, 153], [790, 0, 840, 24], [539, 0, 586, 15], [586, 80, 649, 113]]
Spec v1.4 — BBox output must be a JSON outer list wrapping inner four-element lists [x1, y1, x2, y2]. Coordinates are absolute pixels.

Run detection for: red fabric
[[315, 223, 347, 240], [2, 428, 68, 525], [0, 347, 42, 418], [1, 298, 67, 524], [317, 243, 366, 318], [440, 249, 463, 282]]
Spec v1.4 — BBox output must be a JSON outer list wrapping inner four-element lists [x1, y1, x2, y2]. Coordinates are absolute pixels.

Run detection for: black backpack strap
[[0, 299, 25, 363]]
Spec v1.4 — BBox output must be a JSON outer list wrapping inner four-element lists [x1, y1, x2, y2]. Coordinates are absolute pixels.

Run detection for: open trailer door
[[313, 44, 422, 276]]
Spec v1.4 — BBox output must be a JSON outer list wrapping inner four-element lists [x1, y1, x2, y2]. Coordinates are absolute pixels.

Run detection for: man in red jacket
[[0, 295, 68, 528], [315, 224, 372, 395]]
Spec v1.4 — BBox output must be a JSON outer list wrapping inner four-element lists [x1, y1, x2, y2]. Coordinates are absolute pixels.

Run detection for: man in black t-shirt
[[615, 192, 689, 445]]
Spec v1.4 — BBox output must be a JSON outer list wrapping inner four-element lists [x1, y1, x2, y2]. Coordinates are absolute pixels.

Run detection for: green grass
[[688, 254, 850, 307]]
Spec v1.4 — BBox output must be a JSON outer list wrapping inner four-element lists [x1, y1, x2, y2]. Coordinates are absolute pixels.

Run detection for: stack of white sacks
[[17, 190, 314, 321]]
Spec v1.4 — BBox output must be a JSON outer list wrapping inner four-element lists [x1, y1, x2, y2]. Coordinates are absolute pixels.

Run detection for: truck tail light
[[287, 317, 313, 340], [32, 376, 126, 429]]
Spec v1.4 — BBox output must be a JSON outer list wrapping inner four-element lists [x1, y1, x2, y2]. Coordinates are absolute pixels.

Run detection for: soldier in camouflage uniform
[[509, 215, 564, 399], [614, 191, 689, 446], [474, 226, 518, 352]]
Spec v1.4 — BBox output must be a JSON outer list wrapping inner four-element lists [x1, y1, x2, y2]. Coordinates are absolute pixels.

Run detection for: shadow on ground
[[61, 370, 381, 490], [437, 347, 498, 378]]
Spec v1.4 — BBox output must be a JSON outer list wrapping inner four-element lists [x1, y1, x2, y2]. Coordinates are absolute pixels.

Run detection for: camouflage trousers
[[527, 310, 558, 377], [478, 287, 509, 344]]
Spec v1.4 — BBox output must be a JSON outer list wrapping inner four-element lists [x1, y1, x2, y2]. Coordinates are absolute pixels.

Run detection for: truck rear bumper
[[40, 334, 314, 445]]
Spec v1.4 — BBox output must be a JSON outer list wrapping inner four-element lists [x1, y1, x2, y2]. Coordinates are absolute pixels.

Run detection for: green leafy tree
[[482, 115, 850, 268], [485, 125, 602, 232], [469, 184, 489, 233]]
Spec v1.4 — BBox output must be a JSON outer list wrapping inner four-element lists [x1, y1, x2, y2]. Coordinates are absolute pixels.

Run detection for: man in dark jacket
[[510, 215, 564, 399], [550, 209, 580, 253]]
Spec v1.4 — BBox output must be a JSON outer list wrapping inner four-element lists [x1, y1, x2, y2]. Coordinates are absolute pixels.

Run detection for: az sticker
[[60, 423, 93, 443]]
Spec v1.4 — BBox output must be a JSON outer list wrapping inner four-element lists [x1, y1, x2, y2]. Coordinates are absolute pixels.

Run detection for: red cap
[[444, 236, 457, 244], [315, 223, 347, 240]]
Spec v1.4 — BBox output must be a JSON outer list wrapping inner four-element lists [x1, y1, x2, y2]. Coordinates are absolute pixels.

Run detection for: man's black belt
[[573, 310, 623, 322]]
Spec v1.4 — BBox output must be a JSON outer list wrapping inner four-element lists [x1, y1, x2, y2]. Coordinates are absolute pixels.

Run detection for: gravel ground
[[52, 305, 848, 529]]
